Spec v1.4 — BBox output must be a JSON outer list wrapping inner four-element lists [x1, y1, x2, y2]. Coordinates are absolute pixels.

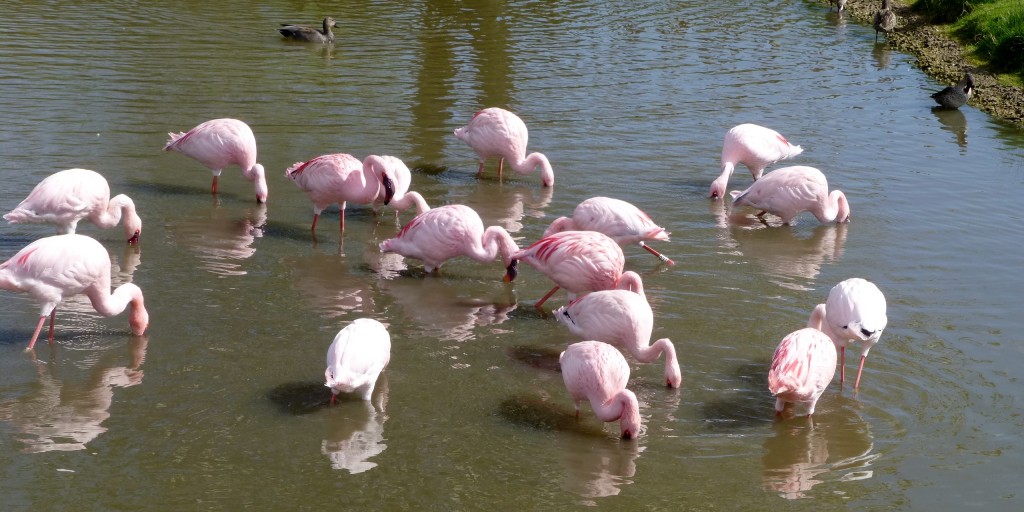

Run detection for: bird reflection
[[715, 203, 847, 290], [931, 107, 968, 150], [872, 44, 891, 70], [558, 433, 645, 501], [377, 276, 516, 343], [322, 375, 389, 474], [0, 335, 147, 453], [284, 252, 378, 319], [447, 182, 554, 235], [762, 398, 877, 499], [169, 203, 267, 277]]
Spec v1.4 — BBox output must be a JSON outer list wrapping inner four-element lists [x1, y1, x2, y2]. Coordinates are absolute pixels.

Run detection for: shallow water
[[0, 0, 1022, 510]]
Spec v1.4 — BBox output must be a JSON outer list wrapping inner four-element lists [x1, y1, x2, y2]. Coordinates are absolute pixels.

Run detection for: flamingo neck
[[509, 152, 554, 186], [244, 163, 269, 202], [542, 216, 575, 238], [479, 226, 520, 267], [85, 282, 149, 335], [592, 390, 641, 438], [100, 194, 142, 239], [817, 190, 850, 223], [615, 271, 645, 300], [388, 191, 430, 215]]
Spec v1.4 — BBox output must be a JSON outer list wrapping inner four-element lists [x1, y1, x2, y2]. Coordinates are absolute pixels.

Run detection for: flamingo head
[[127, 230, 141, 245], [618, 390, 642, 440], [382, 174, 395, 205], [503, 259, 519, 282], [709, 174, 728, 199]]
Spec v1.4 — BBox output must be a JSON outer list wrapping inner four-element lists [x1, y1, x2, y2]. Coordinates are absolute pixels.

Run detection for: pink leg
[[839, 346, 846, 384], [498, 158, 504, 179], [476, 161, 486, 178], [534, 286, 560, 309], [26, 315, 47, 350], [212, 175, 219, 195], [854, 355, 868, 389], [640, 242, 675, 265], [330, 394, 337, 405], [47, 309, 56, 345], [340, 210, 346, 233], [310, 214, 319, 235]]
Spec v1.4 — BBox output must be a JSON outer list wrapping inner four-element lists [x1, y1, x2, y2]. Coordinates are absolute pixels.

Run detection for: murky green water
[[1, 0, 1022, 510]]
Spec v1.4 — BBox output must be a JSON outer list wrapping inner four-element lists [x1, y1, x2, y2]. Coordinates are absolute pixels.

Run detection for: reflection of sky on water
[[321, 376, 389, 474], [0, 336, 147, 453], [169, 203, 266, 277]]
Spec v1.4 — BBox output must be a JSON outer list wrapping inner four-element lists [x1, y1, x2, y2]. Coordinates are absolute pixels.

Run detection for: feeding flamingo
[[559, 340, 642, 439], [453, 107, 554, 187], [553, 281, 682, 388], [325, 318, 391, 404], [0, 234, 149, 350], [279, 17, 336, 43], [362, 155, 431, 218], [768, 327, 838, 417], [542, 196, 674, 265], [709, 123, 803, 199], [506, 230, 642, 308], [730, 166, 851, 225], [379, 204, 519, 276], [808, 278, 887, 389], [163, 118, 268, 203], [4, 168, 142, 244]]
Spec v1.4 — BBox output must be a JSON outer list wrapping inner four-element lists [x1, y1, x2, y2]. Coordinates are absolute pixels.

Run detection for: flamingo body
[[807, 278, 887, 389], [454, 107, 554, 186], [164, 118, 268, 203], [730, 166, 850, 225], [379, 204, 519, 275], [560, 340, 642, 439], [279, 17, 336, 43], [543, 196, 673, 264], [4, 168, 142, 244], [554, 287, 682, 388], [768, 327, 838, 417], [325, 318, 391, 401], [0, 234, 149, 350], [710, 123, 803, 199]]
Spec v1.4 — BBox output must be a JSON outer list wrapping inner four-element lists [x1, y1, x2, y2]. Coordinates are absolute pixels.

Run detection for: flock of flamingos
[[0, 105, 888, 440]]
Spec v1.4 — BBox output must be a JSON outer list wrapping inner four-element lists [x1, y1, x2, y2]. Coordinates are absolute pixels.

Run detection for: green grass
[[954, 2, 1024, 75], [912, 0, 999, 23]]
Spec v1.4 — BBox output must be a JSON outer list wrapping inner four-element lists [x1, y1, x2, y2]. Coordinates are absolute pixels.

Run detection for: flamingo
[[709, 123, 803, 199], [279, 17, 336, 43], [553, 282, 682, 388], [4, 168, 142, 244], [453, 107, 554, 187], [0, 234, 149, 350], [379, 204, 519, 276], [873, 0, 896, 42], [931, 73, 974, 109], [362, 155, 431, 217], [559, 340, 642, 439], [768, 327, 838, 417], [542, 196, 674, 265], [808, 278, 887, 389], [729, 166, 851, 225], [506, 230, 642, 308], [325, 318, 391, 404], [163, 118, 268, 203], [286, 153, 427, 237]]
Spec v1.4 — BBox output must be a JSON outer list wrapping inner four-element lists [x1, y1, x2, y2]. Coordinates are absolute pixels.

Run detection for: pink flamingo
[[542, 196, 674, 265], [506, 230, 642, 308], [709, 123, 803, 199], [453, 107, 555, 187], [768, 327, 838, 417], [163, 118, 269, 203], [554, 282, 682, 388], [379, 204, 519, 276], [286, 154, 428, 237], [559, 340, 642, 439], [325, 318, 391, 404], [0, 234, 149, 350], [4, 168, 142, 244], [808, 278, 887, 389], [730, 166, 851, 225]]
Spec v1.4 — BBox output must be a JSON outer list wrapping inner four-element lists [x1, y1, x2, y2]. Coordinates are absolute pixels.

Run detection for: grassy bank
[[914, 0, 1024, 80]]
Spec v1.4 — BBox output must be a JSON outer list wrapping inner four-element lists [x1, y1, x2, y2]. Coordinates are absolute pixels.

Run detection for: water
[[0, 0, 1022, 509]]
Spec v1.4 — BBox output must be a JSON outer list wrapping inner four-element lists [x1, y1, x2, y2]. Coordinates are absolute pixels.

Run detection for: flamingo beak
[[128, 230, 140, 245], [503, 259, 519, 282], [383, 175, 395, 205]]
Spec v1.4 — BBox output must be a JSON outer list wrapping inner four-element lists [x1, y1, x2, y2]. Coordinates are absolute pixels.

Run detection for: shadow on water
[[506, 344, 563, 373], [266, 380, 332, 416], [496, 392, 608, 437], [701, 359, 776, 431]]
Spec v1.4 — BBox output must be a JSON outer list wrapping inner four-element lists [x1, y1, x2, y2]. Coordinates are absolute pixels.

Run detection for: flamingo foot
[[640, 242, 675, 265]]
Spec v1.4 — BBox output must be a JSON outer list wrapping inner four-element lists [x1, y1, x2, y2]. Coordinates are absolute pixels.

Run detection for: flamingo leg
[[839, 346, 846, 384], [211, 175, 219, 195], [310, 214, 320, 235], [534, 286, 561, 309], [26, 315, 47, 350], [330, 393, 337, 405], [47, 309, 56, 345], [854, 354, 868, 389], [639, 242, 675, 265], [498, 158, 504, 179], [476, 161, 486, 178], [340, 210, 346, 233]]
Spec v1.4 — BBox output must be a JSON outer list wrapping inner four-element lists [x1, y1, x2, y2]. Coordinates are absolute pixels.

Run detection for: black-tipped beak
[[128, 230, 140, 245], [503, 259, 519, 282], [383, 175, 395, 205]]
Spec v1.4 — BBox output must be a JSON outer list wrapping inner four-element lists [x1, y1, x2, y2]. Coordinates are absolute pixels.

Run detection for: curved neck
[[816, 190, 849, 223], [92, 195, 128, 229], [615, 271, 645, 300], [243, 163, 269, 202], [479, 226, 520, 266], [388, 191, 430, 215], [509, 152, 555, 186]]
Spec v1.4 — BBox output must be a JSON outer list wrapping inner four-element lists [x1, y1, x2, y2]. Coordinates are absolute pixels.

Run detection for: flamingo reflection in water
[[377, 275, 516, 344], [558, 432, 645, 501], [0, 336, 148, 453], [168, 203, 266, 277], [322, 375, 389, 474]]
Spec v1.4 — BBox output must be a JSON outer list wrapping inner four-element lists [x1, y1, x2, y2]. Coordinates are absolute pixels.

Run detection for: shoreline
[[827, 0, 1024, 126]]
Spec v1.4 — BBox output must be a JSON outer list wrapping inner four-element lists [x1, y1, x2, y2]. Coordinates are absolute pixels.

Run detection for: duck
[[931, 73, 974, 109], [279, 17, 336, 43]]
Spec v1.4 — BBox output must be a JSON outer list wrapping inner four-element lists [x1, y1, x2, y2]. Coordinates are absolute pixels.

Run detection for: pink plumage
[[560, 340, 642, 439], [709, 123, 803, 199], [379, 204, 519, 276], [508, 230, 642, 307], [325, 318, 391, 403], [0, 234, 149, 350], [453, 107, 554, 187], [768, 327, 837, 417], [542, 196, 673, 265], [730, 166, 851, 225], [808, 278, 887, 389], [163, 118, 268, 203], [554, 281, 682, 388], [4, 168, 142, 244]]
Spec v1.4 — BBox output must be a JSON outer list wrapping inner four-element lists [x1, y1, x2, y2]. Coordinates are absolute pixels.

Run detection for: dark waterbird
[[279, 17, 336, 43], [872, 0, 896, 42], [931, 73, 974, 110]]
